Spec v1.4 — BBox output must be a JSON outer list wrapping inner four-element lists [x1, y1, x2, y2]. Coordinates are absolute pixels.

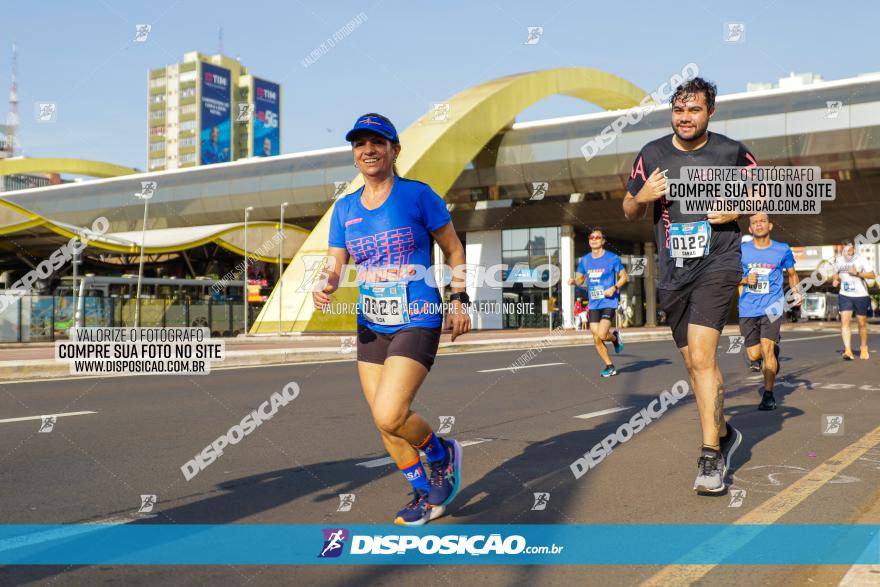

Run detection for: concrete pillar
[[465, 230, 503, 330], [645, 241, 657, 327], [560, 225, 575, 328]]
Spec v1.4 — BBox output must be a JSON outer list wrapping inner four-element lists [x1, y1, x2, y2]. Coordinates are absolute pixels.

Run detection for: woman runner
[[313, 113, 471, 525]]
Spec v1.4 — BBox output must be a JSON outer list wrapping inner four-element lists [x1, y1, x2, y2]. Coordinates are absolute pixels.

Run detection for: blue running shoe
[[611, 329, 624, 354], [393, 489, 444, 526], [600, 365, 617, 377], [427, 438, 462, 508]]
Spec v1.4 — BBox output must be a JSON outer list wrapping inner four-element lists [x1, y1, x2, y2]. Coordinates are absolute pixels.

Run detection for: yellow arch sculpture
[[251, 67, 649, 334], [0, 157, 139, 178]]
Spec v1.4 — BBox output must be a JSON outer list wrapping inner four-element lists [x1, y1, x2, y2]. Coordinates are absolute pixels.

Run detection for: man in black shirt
[[623, 77, 755, 494]]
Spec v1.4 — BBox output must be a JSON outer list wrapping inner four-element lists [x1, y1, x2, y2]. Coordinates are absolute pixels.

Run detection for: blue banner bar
[[0, 524, 876, 565]]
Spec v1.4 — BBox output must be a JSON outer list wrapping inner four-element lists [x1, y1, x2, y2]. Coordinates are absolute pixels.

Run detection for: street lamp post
[[243, 206, 253, 336], [278, 202, 288, 336], [72, 238, 80, 329], [134, 191, 152, 327]]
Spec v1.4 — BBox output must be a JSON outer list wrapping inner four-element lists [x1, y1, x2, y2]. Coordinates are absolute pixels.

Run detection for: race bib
[[359, 282, 410, 326], [589, 286, 606, 301], [669, 221, 711, 259], [747, 267, 771, 294]]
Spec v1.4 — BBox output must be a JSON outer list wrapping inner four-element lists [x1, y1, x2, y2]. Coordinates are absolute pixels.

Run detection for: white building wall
[[465, 230, 503, 330]]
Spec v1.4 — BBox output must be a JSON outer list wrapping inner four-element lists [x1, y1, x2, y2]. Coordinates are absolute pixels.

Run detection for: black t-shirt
[[625, 132, 758, 290]]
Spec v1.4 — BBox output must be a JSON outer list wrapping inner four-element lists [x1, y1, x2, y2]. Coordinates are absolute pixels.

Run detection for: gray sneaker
[[719, 424, 743, 476], [693, 451, 725, 494]]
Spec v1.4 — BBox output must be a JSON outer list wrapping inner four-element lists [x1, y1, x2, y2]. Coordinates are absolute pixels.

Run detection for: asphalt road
[[1, 330, 878, 586]]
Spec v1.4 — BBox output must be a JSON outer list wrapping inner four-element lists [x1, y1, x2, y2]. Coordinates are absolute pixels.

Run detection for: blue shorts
[[839, 295, 870, 317]]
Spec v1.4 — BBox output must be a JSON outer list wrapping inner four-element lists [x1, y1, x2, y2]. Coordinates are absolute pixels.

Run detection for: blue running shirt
[[576, 251, 623, 310], [328, 177, 451, 333], [738, 240, 795, 318]]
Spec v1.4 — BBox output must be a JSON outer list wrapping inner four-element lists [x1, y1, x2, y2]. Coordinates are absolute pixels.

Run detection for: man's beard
[[672, 121, 708, 142]]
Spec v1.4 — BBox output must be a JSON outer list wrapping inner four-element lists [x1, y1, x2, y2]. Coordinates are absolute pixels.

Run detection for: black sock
[[701, 445, 721, 457]]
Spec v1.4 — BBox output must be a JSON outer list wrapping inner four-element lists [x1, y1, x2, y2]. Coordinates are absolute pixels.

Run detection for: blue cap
[[345, 113, 399, 143]]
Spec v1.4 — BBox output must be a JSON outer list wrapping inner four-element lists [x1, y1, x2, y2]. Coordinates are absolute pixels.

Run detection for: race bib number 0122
[[359, 282, 410, 326], [669, 221, 711, 259]]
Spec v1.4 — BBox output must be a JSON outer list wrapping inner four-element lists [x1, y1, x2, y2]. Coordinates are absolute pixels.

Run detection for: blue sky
[[3, 0, 878, 169]]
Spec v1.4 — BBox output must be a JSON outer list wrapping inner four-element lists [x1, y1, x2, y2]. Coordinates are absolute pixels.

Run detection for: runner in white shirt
[[831, 240, 875, 360]]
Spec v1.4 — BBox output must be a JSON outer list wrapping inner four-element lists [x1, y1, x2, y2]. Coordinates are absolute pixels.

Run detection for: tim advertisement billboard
[[200, 63, 231, 165], [253, 78, 280, 157]]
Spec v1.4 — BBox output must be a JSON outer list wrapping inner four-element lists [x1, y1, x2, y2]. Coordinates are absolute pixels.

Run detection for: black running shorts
[[659, 271, 741, 349], [739, 316, 782, 347], [357, 324, 442, 371], [588, 308, 615, 323]]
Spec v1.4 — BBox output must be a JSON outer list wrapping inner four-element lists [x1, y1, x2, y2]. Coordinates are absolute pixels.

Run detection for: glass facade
[[501, 226, 562, 328]]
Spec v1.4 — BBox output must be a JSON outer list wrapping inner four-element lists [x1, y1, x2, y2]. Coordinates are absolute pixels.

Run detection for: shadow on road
[[5, 350, 832, 586], [615, 358, 673, 374]]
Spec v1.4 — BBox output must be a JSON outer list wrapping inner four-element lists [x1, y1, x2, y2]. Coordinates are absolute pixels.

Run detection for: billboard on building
[[199, 63, 231, 165], [253, 78, 280, 157]]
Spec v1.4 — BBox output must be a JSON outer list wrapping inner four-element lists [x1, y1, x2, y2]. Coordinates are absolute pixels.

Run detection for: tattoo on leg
[[714, 384, 724, 430]]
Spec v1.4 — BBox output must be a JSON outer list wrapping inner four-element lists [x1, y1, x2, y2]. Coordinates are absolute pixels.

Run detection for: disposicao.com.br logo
[[318, 528, 564, 558]]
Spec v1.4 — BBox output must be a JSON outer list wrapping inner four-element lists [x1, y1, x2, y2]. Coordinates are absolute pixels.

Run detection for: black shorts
[[839, 295, 870, 317], [357, 324, 442, 371], [589, 308, 615, 323], [659, 270, 741, 349], [739, 316, 782, 347]]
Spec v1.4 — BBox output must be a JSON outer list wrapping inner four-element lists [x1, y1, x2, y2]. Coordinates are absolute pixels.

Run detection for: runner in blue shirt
[[313, 113, 470, 526], [738, 214, 801, 410], [568, 227, 628, 377]]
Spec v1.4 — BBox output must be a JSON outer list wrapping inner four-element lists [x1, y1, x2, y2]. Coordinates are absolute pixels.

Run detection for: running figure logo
[[430, 103, 450, 123], [524, 26, 544, 45], [437, 416, 455, 434], [824, 101, 843, 119], [318, 528, 349, 558], [236, 103, 254, 122], [38, 416, 56, 433], [724, 22, 745, 43], [332, 181, 349, 200], [137, 181, 158, 199], [296, 255, 333, 293], [728, 489, 746, 508], [822, 415, 844, 435], [530, 182, 549, 201], [339, 336, 355, 354], [134, 24, 151, 42], [138, 494, 157, 513], [531, 492, 550, 511], [726, 336, 745, 354], [337, 494, 355, 512], [629, 257, 647, 276], [36, 102, 57, 123]]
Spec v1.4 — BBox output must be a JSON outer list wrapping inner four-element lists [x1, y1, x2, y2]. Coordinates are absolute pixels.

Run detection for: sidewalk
[[0, 321, 861, 382]]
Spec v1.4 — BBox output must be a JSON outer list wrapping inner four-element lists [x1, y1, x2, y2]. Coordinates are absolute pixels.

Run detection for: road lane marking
[[574, 406, 632, 420], [355, 438, 493, 468], [478, 362, 565, 373], [640, 422, 880, 587], [0, 411, 97, 424]]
